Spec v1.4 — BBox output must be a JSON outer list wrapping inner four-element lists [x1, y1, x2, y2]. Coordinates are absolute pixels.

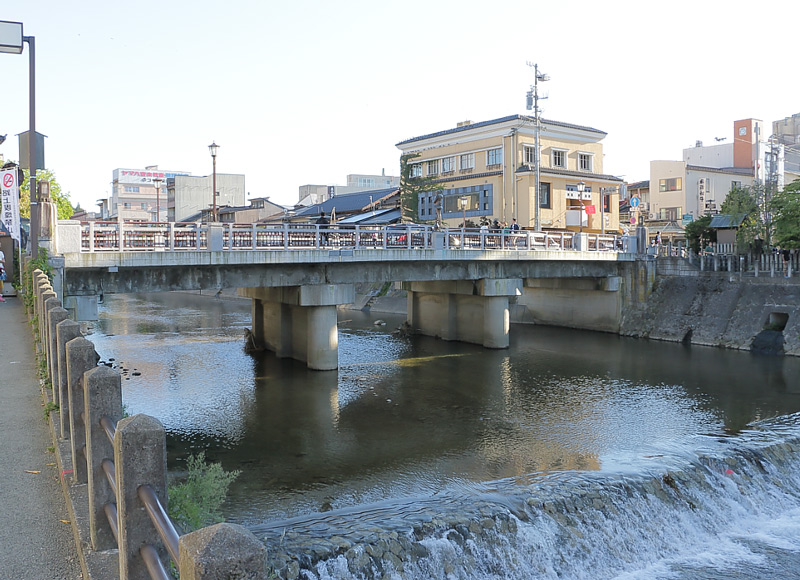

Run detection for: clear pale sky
[[1, 1, 797, 213]]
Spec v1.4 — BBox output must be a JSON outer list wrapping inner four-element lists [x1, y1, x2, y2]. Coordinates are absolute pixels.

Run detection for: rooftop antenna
[[526, 62, 549, 231]]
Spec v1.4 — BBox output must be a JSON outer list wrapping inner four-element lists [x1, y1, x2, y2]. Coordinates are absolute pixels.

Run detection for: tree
[[19, 168, 74, 220], [720, 184, 762, 252], [770, 179, 800, 249], [399, 153, 443, 223], [684, 215, 715, 254]]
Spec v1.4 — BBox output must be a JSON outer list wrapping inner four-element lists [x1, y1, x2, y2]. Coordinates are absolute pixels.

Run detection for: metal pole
[[24, 35, 38, 258], [601, 188, 605, 235], [212, 154, 217, 222], [533, 64, 541, 232]]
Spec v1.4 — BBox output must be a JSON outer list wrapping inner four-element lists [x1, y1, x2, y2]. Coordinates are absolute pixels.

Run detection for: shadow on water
[[88, 293, 800, 527]]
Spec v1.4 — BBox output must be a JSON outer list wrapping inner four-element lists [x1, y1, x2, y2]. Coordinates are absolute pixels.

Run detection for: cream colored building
[[396, 115, 623, 232]]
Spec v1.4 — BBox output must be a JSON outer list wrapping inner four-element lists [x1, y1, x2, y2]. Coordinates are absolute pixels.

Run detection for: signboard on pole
[[1, 168, 21, 242], [584, 204, 596, 215]]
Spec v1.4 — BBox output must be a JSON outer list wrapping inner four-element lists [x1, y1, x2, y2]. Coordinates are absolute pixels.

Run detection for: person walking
[[316, 211, 330, 246], [0, 247, 6, 302]]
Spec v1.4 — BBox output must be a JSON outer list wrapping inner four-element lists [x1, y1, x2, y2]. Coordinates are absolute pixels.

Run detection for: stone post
[[84, 365, 123, 551], [66, 337, 99, 484], [40, 290, 57, 347], [57, 319, 82, 439], [47, 306, 69, 404], [178, 523, 268, 580], [115, 414, 169, 580]]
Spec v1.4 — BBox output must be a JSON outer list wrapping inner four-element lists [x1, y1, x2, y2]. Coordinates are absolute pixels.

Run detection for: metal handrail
[[95, 415, 182, 578], [138, 484, 180, 564], [77, 221, 623, 254], [140, 544, 171, 580]]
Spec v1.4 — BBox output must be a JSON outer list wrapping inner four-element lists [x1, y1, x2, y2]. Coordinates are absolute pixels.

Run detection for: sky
[[1, 0, 798, 213]]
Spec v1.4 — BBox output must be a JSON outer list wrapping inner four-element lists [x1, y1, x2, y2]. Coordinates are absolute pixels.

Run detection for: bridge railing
[[31, 269, 266, 579], [74, 221, 622, 253]]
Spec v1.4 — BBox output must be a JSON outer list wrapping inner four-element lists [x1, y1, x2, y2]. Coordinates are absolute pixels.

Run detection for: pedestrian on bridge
[[316, 212, 330, 246]]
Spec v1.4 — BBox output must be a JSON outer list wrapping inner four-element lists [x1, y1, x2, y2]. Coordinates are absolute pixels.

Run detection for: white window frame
[[410, 164, 422, 178], [460, 153, 475, 170], [551, 148, 567, 168], [578, 152, 593, 172], [486, 148, 502, 166], [427, 159, 439, 176], [523, 145, 536, 165], [441, 156, 456, 173]]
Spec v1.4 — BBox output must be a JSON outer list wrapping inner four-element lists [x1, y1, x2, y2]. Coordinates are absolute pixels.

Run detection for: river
[[88, 292, 800, 579]]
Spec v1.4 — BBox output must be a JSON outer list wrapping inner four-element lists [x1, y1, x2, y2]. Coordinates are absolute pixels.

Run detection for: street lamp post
[[153, 177, 162, 222], [577, 180, 586, 234], [0, 21, 38, 257], [460, 195, 468, 231], [208, 141, 219, 222]]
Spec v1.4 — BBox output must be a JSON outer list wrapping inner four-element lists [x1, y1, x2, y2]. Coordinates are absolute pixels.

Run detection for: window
[[460, 153, 475, 170], [427, 160, 439, 176], [659, 177, 682, 192], [357, 178, 375, 188], [141, 203, 147, 209], [410, 164, 422, 178], [731, 180, 742, 190], [551, 149, 566, 168], [578, 153, 593, 172], [487, 148, 502, 166], [524, 145, 536, 165], [124, 186, 140, 193], [123, 202, 131, 209], [539, 182, 551, 208], [441, 156, 456, 173], [659, 207, 682, 220]]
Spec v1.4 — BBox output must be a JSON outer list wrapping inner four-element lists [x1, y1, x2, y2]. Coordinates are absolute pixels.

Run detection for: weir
[[253, 414, 800, 579]]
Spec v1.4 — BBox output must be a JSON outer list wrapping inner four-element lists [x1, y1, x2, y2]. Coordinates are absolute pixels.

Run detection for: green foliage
[[22, 247, 54, 312], [720, 185, 762, 252], [19, 167, 74, 220], [770, 179, 800, 249], [399, 153, 442, 223], [684, 215, 715, 254], [43, 401, 58, 421], [168, 452, 240, 533]]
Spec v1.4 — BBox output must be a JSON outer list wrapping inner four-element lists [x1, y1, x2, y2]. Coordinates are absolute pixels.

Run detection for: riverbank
[[620, 274, 800, 356]]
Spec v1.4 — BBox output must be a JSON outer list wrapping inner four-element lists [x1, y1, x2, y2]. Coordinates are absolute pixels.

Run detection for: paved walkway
[[0, 295, 83, 579]]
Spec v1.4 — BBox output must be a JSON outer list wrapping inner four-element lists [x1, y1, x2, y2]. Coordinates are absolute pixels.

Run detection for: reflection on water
[[89, 292, 800, 527]]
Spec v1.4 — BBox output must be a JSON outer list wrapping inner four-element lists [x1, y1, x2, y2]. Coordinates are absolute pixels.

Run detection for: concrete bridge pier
[[404, 279, 522, 348], [239, 284, 355, 371]]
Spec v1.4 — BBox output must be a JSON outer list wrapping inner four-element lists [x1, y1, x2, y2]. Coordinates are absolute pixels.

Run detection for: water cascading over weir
[[253, 414, 800, 579]]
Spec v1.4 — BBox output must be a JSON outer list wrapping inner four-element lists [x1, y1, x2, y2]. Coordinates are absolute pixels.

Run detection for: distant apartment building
[[109, 166, 191, 221], [648, 118, 784, 223], [166, 173, 245, 222], [396, 115, 623, 232], [298, 172, 401, 207]]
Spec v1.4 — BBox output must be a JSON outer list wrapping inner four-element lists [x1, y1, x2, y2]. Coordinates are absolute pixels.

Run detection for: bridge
[[46, 220, 642, 370]]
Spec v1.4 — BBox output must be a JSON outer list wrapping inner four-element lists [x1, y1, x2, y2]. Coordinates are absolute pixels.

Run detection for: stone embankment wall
[[621, 259, 800, 356]]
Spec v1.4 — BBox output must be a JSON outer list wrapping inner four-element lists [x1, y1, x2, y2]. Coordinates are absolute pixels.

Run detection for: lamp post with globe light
[[153, 177, 162, 222], [208, 141, 219, 222]]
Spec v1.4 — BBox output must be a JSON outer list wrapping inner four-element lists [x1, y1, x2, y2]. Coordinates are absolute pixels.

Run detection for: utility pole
[[526, 62, 548, 232]]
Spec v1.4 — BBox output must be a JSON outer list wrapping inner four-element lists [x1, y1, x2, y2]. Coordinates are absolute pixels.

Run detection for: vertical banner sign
[[1, 169, 21, 242]]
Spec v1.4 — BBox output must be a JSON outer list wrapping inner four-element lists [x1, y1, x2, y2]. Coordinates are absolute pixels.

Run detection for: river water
[[89, 292, 800, 579]]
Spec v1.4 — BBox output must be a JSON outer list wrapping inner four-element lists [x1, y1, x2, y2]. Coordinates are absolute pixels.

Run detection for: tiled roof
[[396, 115, 607, 146], [709, 214, 747, 228], [294, 187, 399, 217], [515, 164, 623, 182], [687, 165, 754, 176]]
